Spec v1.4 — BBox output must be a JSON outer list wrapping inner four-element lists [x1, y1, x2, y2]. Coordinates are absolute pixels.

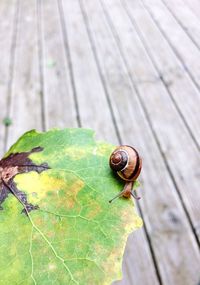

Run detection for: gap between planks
[[160, 0, 200, 51], [140, 0, 200, 94], [122, 0, 200, 150]]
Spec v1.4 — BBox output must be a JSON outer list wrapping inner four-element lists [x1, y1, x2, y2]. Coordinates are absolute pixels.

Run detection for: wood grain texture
[[60, 0, 118, 143], [141, 0, 200, 90], [113, 230, 160, 285], [40, 0, 78, 129], [107, 0, 200, 240], [123, 0, 200, 148], [161, 0, 200, 49], [183, 0, 200, 19], [81, 0, 200, 284], [0, 0, 17, 156], [6, 0, 42, 150]]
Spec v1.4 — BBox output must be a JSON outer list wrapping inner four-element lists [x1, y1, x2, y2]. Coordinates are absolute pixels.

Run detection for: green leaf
[[0, 128, 142, 285]]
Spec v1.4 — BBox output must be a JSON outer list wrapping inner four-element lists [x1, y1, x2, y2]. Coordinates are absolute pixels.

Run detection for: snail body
[[109, 145, 142, 202]]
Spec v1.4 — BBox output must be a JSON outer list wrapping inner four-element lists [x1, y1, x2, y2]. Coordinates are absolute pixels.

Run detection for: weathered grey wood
[[161, 0, 200, 49], [40, 0, 77, 129], [6, 0, 42, 150], [81, 0, 200, 284], [123, 0, 200, 149], [0, 0, 17, 156], [183, 0, 200, 19], [103, 0, 200, 240], [113, 229, 161, 285], [60, 0, 118, 143], [141, 0, 200, 91]]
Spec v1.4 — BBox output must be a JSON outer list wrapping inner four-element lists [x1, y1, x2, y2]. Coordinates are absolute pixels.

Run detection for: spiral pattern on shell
[[109, 145, 142, 181], [109, 149, 128, 171]]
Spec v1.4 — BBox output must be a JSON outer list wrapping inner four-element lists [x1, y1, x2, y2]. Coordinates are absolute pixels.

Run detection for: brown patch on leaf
[[65, 180, 84, 209], [86, 202, 101, 219], [0, 147, 50, 214]]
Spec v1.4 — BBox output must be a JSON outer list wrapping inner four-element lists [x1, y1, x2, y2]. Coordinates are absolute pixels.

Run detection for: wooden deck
[[0, 0, 200, 284]]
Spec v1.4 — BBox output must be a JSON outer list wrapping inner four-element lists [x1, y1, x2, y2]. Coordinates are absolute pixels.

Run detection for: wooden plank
[[81, 0, 200, 284], [0, 0, 17, 156], [102, 0, 200, 240], [183, 0, 200, 19], [113, 229, 161, 285], [6, 0, 42, 150], [141, 0, 200, 91], [161, 0, 200, 49], [59, 0, 118, 143], [122, 0, 200, 149], [40, 0, 77, 129]]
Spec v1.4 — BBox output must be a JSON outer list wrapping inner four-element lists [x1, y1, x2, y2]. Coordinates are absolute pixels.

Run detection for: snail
[[109, 145, 142, 203]]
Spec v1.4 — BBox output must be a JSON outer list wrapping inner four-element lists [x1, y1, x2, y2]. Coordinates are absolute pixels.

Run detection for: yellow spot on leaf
[[14, 170, 85, 210], [14, 171, 66, 201], [48, 263, 57, 271], [66, 179, 84, 208]]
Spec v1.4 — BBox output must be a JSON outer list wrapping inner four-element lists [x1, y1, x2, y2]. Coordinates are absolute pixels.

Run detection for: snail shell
[[109, 145, 142, 181]]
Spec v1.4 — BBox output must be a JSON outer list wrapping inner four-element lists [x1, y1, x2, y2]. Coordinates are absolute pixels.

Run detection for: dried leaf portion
[[0, 147, 50, 213]]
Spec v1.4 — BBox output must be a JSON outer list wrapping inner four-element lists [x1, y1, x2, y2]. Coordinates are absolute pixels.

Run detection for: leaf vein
[[29, 226, 37, 285]]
